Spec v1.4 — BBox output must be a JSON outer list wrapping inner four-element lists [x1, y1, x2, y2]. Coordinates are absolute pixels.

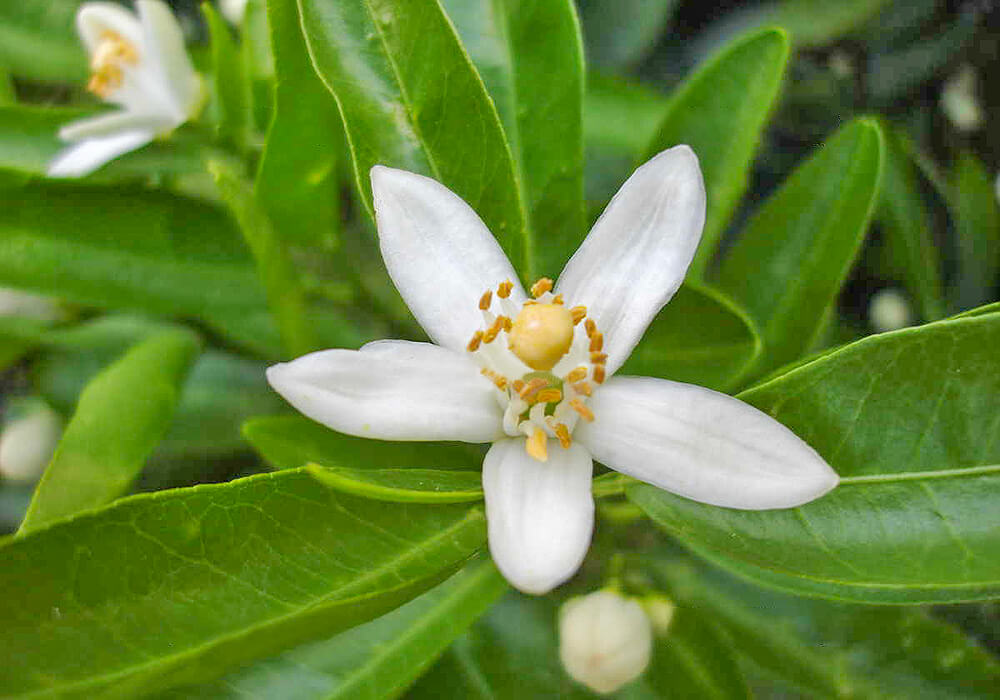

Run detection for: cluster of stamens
[[467, 277, 607, 462], [88, 31, 139, 98]]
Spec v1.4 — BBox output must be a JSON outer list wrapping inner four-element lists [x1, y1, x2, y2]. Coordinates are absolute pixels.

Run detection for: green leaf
[[444, 0, 585, 275], [578, 0, 677, 70], [204, 2, 252, 150], [210, 160, 317, 357], [298, 0, 531, 276], [954, 152, 1000, 312], [630, 313, 1000, 603], [876, 124, 947, 321], [655, 560, 1000, 698], [717, 118, 884, 376], [19, 328, 201, 533], [307, 464, 483, 503], [764, 0, 891, 47], [644, 28, 790, 278], [243, 414, 484, 471], [0, 1, 86, 82], [255, 0, 341, 247], [620, 283, 762, 392], [0, 65, 13, 105], [160, 557, 507, 699], [0, 469, 487, 697]]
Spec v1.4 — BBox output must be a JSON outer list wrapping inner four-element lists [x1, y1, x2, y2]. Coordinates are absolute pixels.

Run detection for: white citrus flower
[[267, 146, 839, 594], [0, 288, 61, 321], [559, 590, 653, 694], [48, 0, 203, 178], [0, 403, 62, 483]]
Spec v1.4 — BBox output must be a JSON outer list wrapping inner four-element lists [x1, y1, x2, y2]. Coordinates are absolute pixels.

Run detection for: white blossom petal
[[555, 146, 706, 375], [482, 438, 593, 594], [137, 0, 202, 118], [58, 110, 173, 142], [575, 376, 839, 509], [77, 2, 144, 54], [47, 129, 156, 178], [371, 166, 526, 353], [266, 340, 504, 443]]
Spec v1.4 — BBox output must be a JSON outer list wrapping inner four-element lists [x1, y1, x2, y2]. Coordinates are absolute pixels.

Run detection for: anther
[[570, 399, 595, 422], [570, 306, 587, 324], [584, 319, 597, 337], [552, 294, 564, 305], [512, 379, 526, 394], [565, 367, 588, 383], [526, 428, 548, 462], [555, 423, 572, 449], [479, 290, 493, 310], [480, 368, 508, 390], [519, 378, 549, 401], [483, 316, 508, 343], [593, 365, 606, 384], [589, 333, 604, 352], [467, 331, 484, 352], [497, 280, 513, 298], [534, 388, 563, 404], [530, 278, 553, 298], [573, 382, 592, 396], [590, 352, 608, 365]]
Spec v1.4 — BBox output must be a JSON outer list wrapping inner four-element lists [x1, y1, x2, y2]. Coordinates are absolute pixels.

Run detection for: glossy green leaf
[[211, 160, 317, 358], [444, 0, 585, 274], [578, 0, 677, 70], [307, 465, 483, 503], [644, 28, 790, 277], [0, 1, 86, 82], [243, 414, 484, 471], [298, 0, 531, 276], [655, 560, 1000, 698], [0, 469, 487, 697], [876, 124, 946, 321], [161, 557, 507, 699], [204, 3, 252, 150], [718, 118, 884, 376], [631, 313, 1000, 603], [954, 152, 1000, 311], [255, 0, 341, 247], [19, 329, 201, 533], [620, 283, 762, 392]]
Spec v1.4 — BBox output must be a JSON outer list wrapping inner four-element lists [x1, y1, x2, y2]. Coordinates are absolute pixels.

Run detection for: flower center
[[88, 31, 139, 98], [467, 277, 606, 462]]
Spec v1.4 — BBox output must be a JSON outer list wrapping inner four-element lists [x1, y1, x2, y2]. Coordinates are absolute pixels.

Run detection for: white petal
[[370, 166, 526, 353], [555, 146, 706, 375], [47, 129, 155, 178], [77, 2, 144, 54], [575, 376, 839, 509], [483, 438, 594, 594], [58, 110, 173, 141], [266, 340, 503, 443], [137, 0, 202, 118]]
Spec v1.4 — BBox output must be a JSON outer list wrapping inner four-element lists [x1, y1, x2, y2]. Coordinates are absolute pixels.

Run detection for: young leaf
[[243, 414, 484, 471], [0, 469, 487, 697], [644, 28, 790, 277], [619, 283, 762, 392], [255, 0, 341, 247], [717, 118, 884, 376], [630, 312, 1000, 603], [443, 0, 586, 275], [204, 2, 252, 150], [306, 465, 483, 503], [159, 557, 507, 699], [954, 152, 1000, 312], [19, 328, 201, 533], [297, 0, 531, 276]]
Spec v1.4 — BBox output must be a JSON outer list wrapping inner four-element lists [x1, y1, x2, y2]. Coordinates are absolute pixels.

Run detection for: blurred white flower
[[559, 590, 653, 694], [869, 288, 913, 333], [0, 288, 61, 321], [267, 147, 839, 595], [940, 64, 983, 133], [48, 0, 204, 178], [219, 0, 249, 25], [0, 402, 62, 483]]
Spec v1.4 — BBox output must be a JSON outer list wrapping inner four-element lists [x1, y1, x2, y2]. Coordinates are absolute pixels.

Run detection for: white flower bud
[[559, 590, 653, 694], [869, 288, 913, 333], [0, 403, 62, 483], [0, 287, 61, 321], [941, 64, 983, 133], [220, 0, 249, 24]]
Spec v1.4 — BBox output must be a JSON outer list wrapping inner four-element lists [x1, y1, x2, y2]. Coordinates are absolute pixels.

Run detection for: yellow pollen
[[555, 423, 572, 449], [570, 306, 587, 324], [534, 388, 563, 404], [483, 316, 509, 344], [530, 277, 553, 298], [593, 365, 606, 384], [497, 280, 513, 298], [512, 379, 526, 394], [584, 319, 597, 337], [480, 368, 507, 390], [508, 303, 575, 371], [519, 377, 549, 401], [573, 381, 592, 396], [570, 399, 595, 422], [552, 294, 564, 305], [467, 331, 483, 352], [479, 290, 493, 310], [589, 333, 604, 352], [565, 366, 588, 383], [87, 32, 139, 98], [590, 352, 608, 365], [526, 428, 548, 461]]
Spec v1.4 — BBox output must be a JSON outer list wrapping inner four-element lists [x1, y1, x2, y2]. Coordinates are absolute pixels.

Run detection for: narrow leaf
[[19, 328, 201, 532], [954, 151, 1000, 311], [307, 464, 483, 503], [204, 3, 251, 150]]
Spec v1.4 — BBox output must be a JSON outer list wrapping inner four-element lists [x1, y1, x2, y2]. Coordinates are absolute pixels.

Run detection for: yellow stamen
[[467, 331, 483, 352], [552, 294, 564, 305], [573, 381, 592, 396], [593, 365, 606, 384], [519, 377, 549, 401], [526, 428, 548, 461], [589, 333, 604, 352], [530, 277, 553, 298], [508, 303, 575, 370], [534, 388, 563, 404], [512, 379, 526, 394], [479, 290, 493, 310], [565, 366, 588, 383], [555, 423, 572, 449], [480, 368, 507, 390], [87, 32, 139, 98], [590, 352, 608, 365], [570, 399, 595, 422], [483, 316, 509, 344], [497, 280, 513, 298], [570, 306, 587, 324], [585, 319, 597, 337]]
